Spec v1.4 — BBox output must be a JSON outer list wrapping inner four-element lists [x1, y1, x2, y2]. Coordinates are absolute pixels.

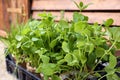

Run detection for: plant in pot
[[1, 1, 120, 80]]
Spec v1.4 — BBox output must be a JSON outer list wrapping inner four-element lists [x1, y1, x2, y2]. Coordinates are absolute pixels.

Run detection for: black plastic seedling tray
[[5, 54, 41, 80], [5, 54, 120, 80]]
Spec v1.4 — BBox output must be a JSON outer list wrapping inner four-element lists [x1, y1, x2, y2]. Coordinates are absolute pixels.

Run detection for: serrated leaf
[[62, 41, 69, 53]]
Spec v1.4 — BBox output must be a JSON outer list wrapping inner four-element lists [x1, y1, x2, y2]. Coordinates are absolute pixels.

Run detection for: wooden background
[[0, 0, 120, 36]]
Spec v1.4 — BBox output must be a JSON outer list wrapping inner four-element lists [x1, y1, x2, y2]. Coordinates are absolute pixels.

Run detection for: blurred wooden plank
[[0, 0, 10, 30], [17, 0, 30, 23], [32, 11, 120, 26], [17, 0, 23, 23], [0, 0, 4, 30], [22, 0, 31, 22], [7, 8, 22, 13], [32, 0, 120, 10], [11, 0, 17, 25]]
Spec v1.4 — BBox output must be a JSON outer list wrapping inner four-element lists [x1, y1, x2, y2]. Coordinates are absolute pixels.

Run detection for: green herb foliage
[[1, 1, 120, 80]]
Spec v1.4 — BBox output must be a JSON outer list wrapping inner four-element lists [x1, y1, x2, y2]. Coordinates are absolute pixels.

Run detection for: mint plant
[[0, 1, 120, 80]]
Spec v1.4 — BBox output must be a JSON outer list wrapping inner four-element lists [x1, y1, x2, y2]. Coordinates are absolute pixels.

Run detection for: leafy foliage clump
[[1, 1, 120, 80]]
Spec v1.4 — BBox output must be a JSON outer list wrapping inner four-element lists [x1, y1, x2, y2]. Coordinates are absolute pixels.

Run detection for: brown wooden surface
[[32, 11, 120, 25], [0, 0, 30, 31], [11, 0, 17, 25], [0, 0, 120, 34], [22, 0, 31, 22], [9, 0, 30, 24], [17, 0, 30, 23], [0, 0, 4, 30], [0, 0, 10, 30], [32, 0, 120, 10]]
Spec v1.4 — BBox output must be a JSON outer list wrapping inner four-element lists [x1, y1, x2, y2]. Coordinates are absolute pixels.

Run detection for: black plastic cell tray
[[5, 54, 41, 80]]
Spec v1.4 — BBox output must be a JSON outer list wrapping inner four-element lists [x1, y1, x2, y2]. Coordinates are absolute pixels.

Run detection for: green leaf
[[64, 53, 72, 63], [87, 52, 96, 68], [79, 51, 87, 65], [73, 1, 80, 9], [15, 35, 23, 41], [71, 54, 79, 66], [108, 53, 117, 68], [104, 18, 114, 27], [77, 41, 85, 48], [41, 55, 50, 63], [59, 20, 69, 28], [62, 41, 69, 53], [95, 47, 105, 57], [57, 59, 65, 65], [21, 41, 33, 50], [16, 42, 22, 48], [82, 3, 92, 10], [35, 48, 47, 56], [85, 42, 94, 53], [74, 21, 87, 34], [109, 27, 120, 42], [64, 53, 79, 66], [51, 75, 61, 80], [49, 39, 57, 48], [40, 63, 58, 76], [32, 37, 39, 41], [73, 12, 88, 22], [115, 42, 120, 49], [106, 74, 120, 80], [94, 72, 101, 78], [105, 68, 116, 75], [21, 27, 30, 35], [79, 2, 83, 7], [105, 53, 117, 75]]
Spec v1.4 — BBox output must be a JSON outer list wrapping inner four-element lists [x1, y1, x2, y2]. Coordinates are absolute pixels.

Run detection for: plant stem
[[98, 73, 109, 80], [92, 40, 117, 71], [82, 72, 90, 80]]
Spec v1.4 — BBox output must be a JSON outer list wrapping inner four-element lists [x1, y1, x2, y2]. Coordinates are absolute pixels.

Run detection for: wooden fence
[[0, 0, 120, 36]]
